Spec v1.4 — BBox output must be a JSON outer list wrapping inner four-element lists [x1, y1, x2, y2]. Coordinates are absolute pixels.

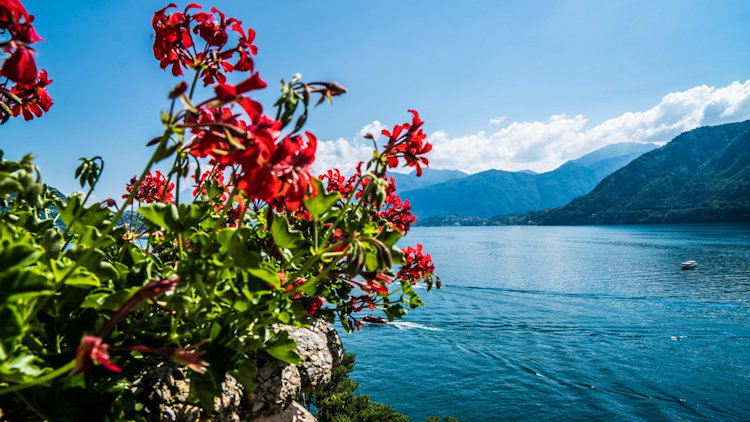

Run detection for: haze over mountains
[[539, 120, 750, 224], [395, 142, 658, 218], [390, 168, 468, 192]]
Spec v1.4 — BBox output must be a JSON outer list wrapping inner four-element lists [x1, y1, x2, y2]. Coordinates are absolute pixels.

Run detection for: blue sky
[[2, 0, 750, 200]]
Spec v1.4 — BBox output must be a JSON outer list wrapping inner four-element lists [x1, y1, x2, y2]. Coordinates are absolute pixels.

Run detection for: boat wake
[[391, 321, 444, 332]]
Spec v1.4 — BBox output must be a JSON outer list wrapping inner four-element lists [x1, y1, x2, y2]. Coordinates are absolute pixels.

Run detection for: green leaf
[[409, 294, 424, 307], [0, 237, 52, 302], [80, 292, 110, 309], [303, 179, 341, 221], [0, 241, 40, 271], [0, 306, 23, 340], [189, 372, 220, 412], [298, 279, 318, 296], [41, 228, 63, 260], [0, 349, 50, 384], [0, 173, 22, 196], [390, 246, 405, 266], [138, 203, 179, 233], [383, 303, 405, 321], [268, 212, 305, 250], [77, 225, 114, 249], [209, 322, 222, 342], [179, 202, 212, 229], [376, 226, 403, 249], [233, 245, 260, 268], [247, 266, 280, 289], [112, 262, 131, 283], [100, 288, 139, 311], [64, 268, 100, 287], [231, 358, 256, 394], [59, 194, 111, 234], [64, 247, 115, 281], [1, 353, 46, 378], [363, 243, 379, 272], [140, 202, 212, 233], [265, 330, 300, 364], [230, 229, 261, 269]]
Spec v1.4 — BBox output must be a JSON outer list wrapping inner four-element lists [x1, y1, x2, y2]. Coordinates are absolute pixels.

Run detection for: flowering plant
[[0, 0, 51, 122], [0, 1, 438, 419]]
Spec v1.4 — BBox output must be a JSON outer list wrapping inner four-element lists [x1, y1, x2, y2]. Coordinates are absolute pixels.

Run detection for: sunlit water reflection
[[340, 225, 750, 421]]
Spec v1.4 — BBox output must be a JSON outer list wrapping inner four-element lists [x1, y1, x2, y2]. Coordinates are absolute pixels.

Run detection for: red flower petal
[[2, 47, 37, 84]]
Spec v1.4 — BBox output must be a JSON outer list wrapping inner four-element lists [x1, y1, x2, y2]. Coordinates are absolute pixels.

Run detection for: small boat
[[681, 260, 697, 270], [361, 315, 388, 324]]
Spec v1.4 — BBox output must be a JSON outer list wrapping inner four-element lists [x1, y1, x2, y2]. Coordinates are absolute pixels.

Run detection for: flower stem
[[188, 69, 201, 100], [28, 138, 161, 324], [0, 360, 75, 396], [14, 391, 46, 420]]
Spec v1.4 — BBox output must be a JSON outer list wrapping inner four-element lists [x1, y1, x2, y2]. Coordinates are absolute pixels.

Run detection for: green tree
[[306, 354, 463, 422]]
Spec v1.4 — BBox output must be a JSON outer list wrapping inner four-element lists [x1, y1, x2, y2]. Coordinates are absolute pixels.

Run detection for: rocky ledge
[[0, 317, 344, 422], [134, 316, 344, 421]]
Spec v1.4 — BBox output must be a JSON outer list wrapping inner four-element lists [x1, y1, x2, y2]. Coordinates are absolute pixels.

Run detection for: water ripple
[[343, 225, 750, 421]]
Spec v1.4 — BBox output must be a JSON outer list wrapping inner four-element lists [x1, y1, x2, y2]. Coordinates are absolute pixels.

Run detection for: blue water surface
[[339, 225, 750, 421]]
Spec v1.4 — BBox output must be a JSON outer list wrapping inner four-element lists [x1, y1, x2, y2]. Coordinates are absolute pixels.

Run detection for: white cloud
[[489, 115, 506, 125], [313, 136, 374, 175], [428, 79, 750, 173], [313, 119, 417, 175], [358, 120, 387, 139], [314, 79, 750, 175]]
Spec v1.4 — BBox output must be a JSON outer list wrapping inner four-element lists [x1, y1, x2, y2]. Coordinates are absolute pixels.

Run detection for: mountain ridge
[[389, 168, 468, 192], [401, 142, 658, 218], [538, 120, 750, 224]]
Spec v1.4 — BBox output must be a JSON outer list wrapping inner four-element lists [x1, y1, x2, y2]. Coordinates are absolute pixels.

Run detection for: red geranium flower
[[235, 131, 317, 210], [380, 110, 432, 176], [1, 0, 52, 124], [397, 244, 435, 284], [301, 296, 325, 315], [151, 3, 258, 86], [214, 72, 266, 116], [185, 107, 317, 209], [348, 294, 375, 312], [319, 168, 356, 199], [123, 170, 175, 203], [5, 68, 52, 120], [115, 343, 209, 373], [1, 0, 43, 84], [0, 0, 29, 25], [380, 193, 417, 234], [2, 45, 37, 86], [171, 347, 210, 373], [71, 335, 121, 375]]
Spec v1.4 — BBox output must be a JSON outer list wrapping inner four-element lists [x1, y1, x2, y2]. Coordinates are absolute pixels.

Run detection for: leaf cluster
[[0, 136, 433, 419], [303, 354, 463, 422]]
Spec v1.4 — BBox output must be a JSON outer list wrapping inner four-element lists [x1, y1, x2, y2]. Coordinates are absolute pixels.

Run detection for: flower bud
[[168, 81, 188, 99]]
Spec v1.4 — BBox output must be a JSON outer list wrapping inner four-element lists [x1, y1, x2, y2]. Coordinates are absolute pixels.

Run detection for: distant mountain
[[406, 142, 658, 219], [568, 142, 659, 177], [539, 120, 750, 225], [390, 168, 468, 191]]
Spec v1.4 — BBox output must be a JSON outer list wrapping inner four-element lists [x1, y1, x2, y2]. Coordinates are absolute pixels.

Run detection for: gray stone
[[1, 319, 342, 422], [288, 325, 333, 393], [247, 358, 301, 416], [132, 360, 245, 422], [252, 401, 316, 422], [310, 317, 344, 366]]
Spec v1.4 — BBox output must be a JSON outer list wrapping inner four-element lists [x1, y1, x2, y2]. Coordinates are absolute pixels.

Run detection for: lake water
[[339, 225, 750, 421]]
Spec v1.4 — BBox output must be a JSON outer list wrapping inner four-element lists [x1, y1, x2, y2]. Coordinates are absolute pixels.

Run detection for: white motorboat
[[681, 260, 697, 270], [361, 315, 388, 324]]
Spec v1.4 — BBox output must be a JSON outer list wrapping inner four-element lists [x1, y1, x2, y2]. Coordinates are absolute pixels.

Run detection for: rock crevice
[[129, 316, 344, 421]]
